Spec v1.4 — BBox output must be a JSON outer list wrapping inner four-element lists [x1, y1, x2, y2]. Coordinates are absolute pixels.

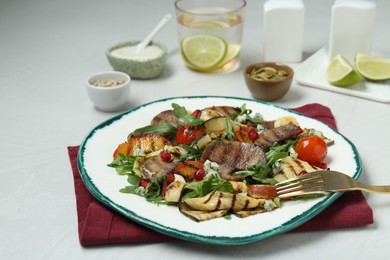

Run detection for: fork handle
[[360, 184, 390, 194], [338, 181, 390, 194]]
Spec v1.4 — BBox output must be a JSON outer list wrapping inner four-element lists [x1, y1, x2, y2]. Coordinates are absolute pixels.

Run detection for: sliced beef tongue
[[254, 124, 300, 150], [140, 156, 179, 181], [201, 140, 266, 181], [150, 110, 178, 126]]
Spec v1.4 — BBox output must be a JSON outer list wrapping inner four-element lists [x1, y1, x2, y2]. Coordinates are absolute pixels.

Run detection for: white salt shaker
[[263, 0, 305, 62], [328, 0, 376, 61]]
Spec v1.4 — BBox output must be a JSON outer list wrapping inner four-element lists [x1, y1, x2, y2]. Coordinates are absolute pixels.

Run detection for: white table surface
[[1, 0, 390, 259]]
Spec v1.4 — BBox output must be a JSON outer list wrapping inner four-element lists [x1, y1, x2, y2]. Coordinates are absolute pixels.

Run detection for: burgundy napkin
[[68, 103, 373, 246]]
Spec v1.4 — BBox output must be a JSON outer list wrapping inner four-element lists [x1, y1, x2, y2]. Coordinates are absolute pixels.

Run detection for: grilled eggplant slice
[[272, 156, 322, 182], [203, 106, 240, 120], [182, 191, 271, 211], [164, 174, 186, 203], [178, 202, 228, 222]]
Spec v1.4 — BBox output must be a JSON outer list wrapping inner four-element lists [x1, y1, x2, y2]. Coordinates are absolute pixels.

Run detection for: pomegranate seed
[[194, 169, 206, 181], [139, 179, 149, 188], [160, 150, 172, 162], [191, 109, 202, 118], [314, 162, 328, 169], [248, 129, 259, 141], [294, 128, 304, 136], [298, 170, 307, 176]]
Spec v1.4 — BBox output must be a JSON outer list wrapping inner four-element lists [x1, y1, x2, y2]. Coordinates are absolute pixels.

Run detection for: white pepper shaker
[[328, 0, 376, 61], [263, 0, 305, 62]]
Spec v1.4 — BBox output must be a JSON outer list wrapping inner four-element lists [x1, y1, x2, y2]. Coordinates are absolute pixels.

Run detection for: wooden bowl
[[243, 62, 294, 101]]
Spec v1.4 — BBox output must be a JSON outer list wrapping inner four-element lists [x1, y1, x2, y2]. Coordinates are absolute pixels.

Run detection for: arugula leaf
[[120, 186, 139, 194], [181, 177, 234, 200], [234, 103, 262, 123], [172, 103, 203, 127], [234, 160, 270, 181], [225, 117, 235, 140], [143, 177, 164, 203], [107, 154, 136, 175], [127, 175, 141, 186], [120, 174, 169, 204], [131, 121, 177, 138], [265, 140, 297, 166], [178, 144, 202, 161]]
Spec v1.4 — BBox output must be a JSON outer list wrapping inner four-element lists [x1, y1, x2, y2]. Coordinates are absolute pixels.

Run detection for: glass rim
[[174, 0, 246, 15]]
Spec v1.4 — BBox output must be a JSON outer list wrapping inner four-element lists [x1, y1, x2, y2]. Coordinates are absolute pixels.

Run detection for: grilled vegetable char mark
[[205, 106, 275, 129], [183, 191, 267, 211], [204, 106, 241, 119], [255, 124, 300, 150], [272, 156, 322, 182], [201, 140, 266, 181], [178, 202, 228, 222]]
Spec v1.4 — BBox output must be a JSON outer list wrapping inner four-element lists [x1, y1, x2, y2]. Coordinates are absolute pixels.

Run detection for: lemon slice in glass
[[219, 43, 241, 66], [326, 54, 361, 86], [355, 53, 390, 81], [190, 21, 229, 29], [180, 34, 227, 71]]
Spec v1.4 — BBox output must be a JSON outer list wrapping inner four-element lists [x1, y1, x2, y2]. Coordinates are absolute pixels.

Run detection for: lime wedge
[[180, 34, 227, 71], [355, 53, 390, 81], [326, 54, 361, 86]]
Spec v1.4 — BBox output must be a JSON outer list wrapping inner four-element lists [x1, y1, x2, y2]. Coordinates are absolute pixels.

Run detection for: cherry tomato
[[295, 135, 327, 165], [175, 124, 205, 145], [139, 179, 150, 188], [191, 109, 202, 118]]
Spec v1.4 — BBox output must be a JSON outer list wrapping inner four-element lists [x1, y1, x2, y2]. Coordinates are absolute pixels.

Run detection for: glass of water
[[175, 0, 246, 72]]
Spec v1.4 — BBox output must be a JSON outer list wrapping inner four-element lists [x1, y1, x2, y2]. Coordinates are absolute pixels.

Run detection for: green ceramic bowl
[[106, 41, 167, 80]]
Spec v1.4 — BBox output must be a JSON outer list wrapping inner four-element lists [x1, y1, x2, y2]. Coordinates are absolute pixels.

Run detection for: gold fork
[[275, 170, 390, 199]]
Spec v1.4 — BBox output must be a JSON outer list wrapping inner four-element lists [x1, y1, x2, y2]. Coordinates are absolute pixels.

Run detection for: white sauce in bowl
[[110, 45, 163, 61]]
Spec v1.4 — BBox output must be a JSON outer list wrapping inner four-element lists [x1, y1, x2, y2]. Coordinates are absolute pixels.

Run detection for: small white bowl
[[86, 71, 131, 112]]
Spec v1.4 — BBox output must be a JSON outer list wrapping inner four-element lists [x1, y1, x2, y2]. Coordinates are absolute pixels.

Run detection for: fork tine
[[276, 181, 325, 195], [277, 189, 329, 199], [275, 171, 328, 198], [275, 174, 323, 190]]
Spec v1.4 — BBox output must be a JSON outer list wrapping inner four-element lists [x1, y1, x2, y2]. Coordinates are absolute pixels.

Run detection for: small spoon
[[130, 14, 172, 54]]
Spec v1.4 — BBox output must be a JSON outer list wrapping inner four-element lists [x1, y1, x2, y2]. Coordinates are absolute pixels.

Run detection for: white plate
[[78, 96, 362, 245], [295, 47, 390, 103]]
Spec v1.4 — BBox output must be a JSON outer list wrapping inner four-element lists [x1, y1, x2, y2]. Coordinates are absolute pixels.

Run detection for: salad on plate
[[107, 103, 334, 222]]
